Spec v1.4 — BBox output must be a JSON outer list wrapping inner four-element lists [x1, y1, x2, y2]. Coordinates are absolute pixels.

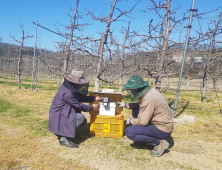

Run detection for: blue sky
[[0, 0, 221, 51]]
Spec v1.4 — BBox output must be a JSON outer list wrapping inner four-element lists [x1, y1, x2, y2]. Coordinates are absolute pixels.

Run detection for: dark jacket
[[49, 85, 94, 138]]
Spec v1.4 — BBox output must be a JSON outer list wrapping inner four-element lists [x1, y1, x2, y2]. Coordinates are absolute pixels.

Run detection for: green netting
[[124, 76, 151, 101]]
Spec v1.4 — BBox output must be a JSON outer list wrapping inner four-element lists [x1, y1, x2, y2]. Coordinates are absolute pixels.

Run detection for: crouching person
[[49, 70, 103, 148], [123, 76, 174, 157]]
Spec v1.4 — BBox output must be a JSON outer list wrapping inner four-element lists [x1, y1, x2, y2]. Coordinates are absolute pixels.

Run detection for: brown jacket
[[129, 88, 174, 133]]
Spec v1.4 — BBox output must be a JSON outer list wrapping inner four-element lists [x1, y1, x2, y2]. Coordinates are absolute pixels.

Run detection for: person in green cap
[[120, 75, 174, 157]]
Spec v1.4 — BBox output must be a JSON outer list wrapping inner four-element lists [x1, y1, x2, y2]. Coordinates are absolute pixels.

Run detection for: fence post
[[31, 21, 38, 91], [173, 0, 197, 117]]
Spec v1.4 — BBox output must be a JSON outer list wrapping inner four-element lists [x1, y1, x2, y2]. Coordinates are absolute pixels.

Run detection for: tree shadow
[[166, 98, 190, 118], [175, 101, 190, 117], [129, 142, 154, 150], [167, 98, 175, 108]]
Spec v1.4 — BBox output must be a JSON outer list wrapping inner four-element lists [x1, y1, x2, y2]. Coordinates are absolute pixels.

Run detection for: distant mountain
[[0, 42, 55, 58]]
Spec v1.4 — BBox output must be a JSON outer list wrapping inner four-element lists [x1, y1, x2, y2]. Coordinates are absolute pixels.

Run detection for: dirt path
[[1, 123, 222, 170]]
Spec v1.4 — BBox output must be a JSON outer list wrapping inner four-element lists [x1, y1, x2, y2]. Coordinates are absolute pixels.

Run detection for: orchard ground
[[0, 77, 222, 170]]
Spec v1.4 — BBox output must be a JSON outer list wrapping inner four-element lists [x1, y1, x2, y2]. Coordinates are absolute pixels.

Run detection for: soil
[[1, 123, 222, 170]]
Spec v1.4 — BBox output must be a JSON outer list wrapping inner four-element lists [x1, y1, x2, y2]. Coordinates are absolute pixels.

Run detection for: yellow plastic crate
[[90, 115, 124, 138], [89, 92, 124, 138]]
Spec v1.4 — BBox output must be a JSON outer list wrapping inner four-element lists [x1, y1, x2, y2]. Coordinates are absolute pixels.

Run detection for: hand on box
[[95, 96, 103, 101], [92, 104, 99, 110], [116, 102, 126, 108]]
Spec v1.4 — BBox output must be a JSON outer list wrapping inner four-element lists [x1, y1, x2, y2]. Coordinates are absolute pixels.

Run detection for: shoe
[[166, 136, 174, 148], [150, 139, 170, 157], [59, 137, 79, 148]]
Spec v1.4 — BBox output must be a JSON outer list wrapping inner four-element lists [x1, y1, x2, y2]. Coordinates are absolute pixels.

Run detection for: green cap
[[123, 76, 149, 90]]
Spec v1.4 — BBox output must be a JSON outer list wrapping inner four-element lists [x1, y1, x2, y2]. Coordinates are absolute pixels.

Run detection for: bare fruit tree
[[12, 19, 33, 89], [108, 21, 142, 91], [201, 12, 222, 101], [37, 0, 83, 79], [77, 0, 139, 92], [135, 0, 206, 91], [63, 0, 80, 73]]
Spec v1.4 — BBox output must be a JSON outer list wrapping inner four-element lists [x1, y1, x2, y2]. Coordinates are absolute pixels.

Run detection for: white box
[[99, 102, 116, 116], [101, 89, 115, 93]]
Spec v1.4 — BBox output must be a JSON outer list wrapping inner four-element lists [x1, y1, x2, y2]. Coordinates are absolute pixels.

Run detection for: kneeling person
[[123, 76, 174, 157], [49, 70, 103, 148]]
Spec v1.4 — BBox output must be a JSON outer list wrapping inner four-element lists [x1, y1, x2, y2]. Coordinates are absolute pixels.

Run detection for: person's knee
[[79, 118, 87, 128], [76, 113, 86, 128], [125, 127, 136, 139], [76, 113, 85, 121]]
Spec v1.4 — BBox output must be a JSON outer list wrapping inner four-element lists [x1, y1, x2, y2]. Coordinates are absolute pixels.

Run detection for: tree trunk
[[5, 72, 8, 86], [94, 0, 117, 92], [119, 77, 122, 92], [17, 30, 24, 89], [119, 22, 130, 92], [186, 79, 190, 91], [167, 76, 169, 88], [94, 76, 100, 92], [202, 77, 207, 101], [202, 12, 221, 101], [63, 0, 79, 73], [155, 0, 170, 91]]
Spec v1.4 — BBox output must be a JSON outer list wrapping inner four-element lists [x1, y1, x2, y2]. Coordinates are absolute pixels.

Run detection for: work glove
[[126, 118, 131, 127], [116, 102, 126, 108]]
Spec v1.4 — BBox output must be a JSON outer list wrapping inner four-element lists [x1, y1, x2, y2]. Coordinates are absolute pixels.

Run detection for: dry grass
[[0, 124, 90, 170], [163, 90, 222, 143], [0, 80, 222, 169], [0, 85, 93, 169]]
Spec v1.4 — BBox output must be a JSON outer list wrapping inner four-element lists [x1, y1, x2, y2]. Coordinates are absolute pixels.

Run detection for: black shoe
[[59, 137, 79, 148], [166, 136, 174, 148]]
